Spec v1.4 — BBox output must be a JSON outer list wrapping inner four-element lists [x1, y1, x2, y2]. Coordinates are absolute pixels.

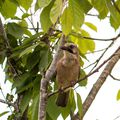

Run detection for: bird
[[56, 43, 80, 107]]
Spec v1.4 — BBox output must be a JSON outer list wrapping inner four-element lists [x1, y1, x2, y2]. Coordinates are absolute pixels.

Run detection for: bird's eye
[[69, 45, 75, 49]]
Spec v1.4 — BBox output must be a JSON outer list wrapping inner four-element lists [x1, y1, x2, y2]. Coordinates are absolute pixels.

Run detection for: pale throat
[[62, 51, 76, 66]]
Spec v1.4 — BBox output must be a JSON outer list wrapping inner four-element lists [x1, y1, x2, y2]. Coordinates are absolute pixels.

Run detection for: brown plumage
[[56, 43, 80, 107]]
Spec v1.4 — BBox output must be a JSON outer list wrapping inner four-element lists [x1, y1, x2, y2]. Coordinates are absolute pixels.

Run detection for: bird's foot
[[58, 87, 64, 93], [70, 80, 76, 87]]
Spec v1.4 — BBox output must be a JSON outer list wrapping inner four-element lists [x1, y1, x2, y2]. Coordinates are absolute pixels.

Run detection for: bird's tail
[[56, 91, 69, 107]]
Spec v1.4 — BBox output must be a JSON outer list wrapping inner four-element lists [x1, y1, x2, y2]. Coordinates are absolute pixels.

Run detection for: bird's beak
[[60, 46, 68, 51], [60, 46, 73, 53]]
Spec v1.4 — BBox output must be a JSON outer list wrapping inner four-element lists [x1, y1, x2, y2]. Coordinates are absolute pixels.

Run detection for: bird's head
[[60, 43, 79, 57]]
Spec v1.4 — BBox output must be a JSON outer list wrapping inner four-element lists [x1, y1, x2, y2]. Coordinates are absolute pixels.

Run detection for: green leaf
[[40, 1, 54, 32], [16, 0, 33, 10], [69, 0, 85, 30], [79, 69, 87, 86], [61, 89, 76, 119], [19, 20, 28, 28], [81, 30, 95, 53], [47, 95, 60, 120], [36, 0, 52, 8], [19, 43, 39, 57], [7, 23, 24, 39], [23, 32, 44, 45], [84, 22, 97, 32], [61, 7, 73, 35], [117, 89, 120, 101], [0, 52, 5, 64], [77, 93, 82, 118], [0, 111, 9, 117], [29, 95, 39, 120], [27, 50, 40, 71], [91, 0, 108, 19], [20, 90, 32, 114], [39, 47, 52, 72], [70, 30, 95, 54], [7, 34, 18, 48], [18, 20, 32, 36], [50, 0, 63, 24], [106, 0, 120, 30], [22, 13, 31, 19], [46, 112, 53, 120], [0, 0, 17, 18], [78, 0, 92, 13], [13, 72, 30, 89]]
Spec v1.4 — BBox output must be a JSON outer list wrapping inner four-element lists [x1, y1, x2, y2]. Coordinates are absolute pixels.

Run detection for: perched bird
[[56, 43, 80, 107]]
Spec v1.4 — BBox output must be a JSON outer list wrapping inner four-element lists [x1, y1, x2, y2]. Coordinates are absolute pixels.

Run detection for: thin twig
[[89, 41, 114, 72], [0, 86, 13, 112], [71, 32, 120, 41], [0, 98, 15, 108], [110, 74, 120, 81], [87, 13, 110, 18], [86, 47, 107, 54]]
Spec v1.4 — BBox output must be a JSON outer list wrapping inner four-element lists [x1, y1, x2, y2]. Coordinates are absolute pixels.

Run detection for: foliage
[[0, 0, 120, 120]]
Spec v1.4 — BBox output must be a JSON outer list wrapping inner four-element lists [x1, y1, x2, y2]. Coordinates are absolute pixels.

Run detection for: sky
[[0, 9, 120, 120]]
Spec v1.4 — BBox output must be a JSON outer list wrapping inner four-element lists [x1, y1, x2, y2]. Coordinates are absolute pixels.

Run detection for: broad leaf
[[79, 69, 87, 86], [79, 0, 92, 13], [46, 95, 60, 120], [61, 7, 73, 35], [7, 23, 24, 39], [0, 0, 17, 18], [69, 0, 85, 30], [20, 90, 32, 114], [91, 0, 109, 19], [36, 0, 52, 8], [19, 43, 39, 57], [16, 0, 33, 10], [29, 95, 39, 120], [70, 30, 95, 54], [61, 89, 76, 119], [39, 46, 52, 72], [40, 1, 54, 32], [27, 50, 40, 71], [50, 0, 63, 24], [77, 93, 83, 117], [106, 0, 120, 30], [84, 22, 97, 32]]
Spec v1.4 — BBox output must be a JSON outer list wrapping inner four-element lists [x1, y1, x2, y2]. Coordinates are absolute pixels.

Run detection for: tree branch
[[74, 46, 120, 120], [38, 34, 66, 120]]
